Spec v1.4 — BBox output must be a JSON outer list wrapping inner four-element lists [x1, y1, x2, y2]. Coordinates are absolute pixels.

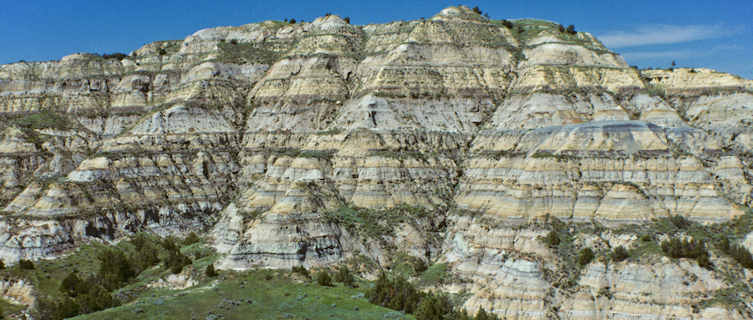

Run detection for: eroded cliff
[[1, 6, 753, 319]]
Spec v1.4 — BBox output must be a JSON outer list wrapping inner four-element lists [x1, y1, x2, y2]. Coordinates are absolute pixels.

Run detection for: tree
[[367, 272, 423, 314], [472, 6, 482, 14], [501, 20, 513, 29], [316, 270, 333, 287], [566, 24, 576, 34], [206, 264, 218, 277], [344, 17, 351, 24], [97, 248, 136, 290], [661, 238, 713, 270], [612, 246, 629, 262], [161, 237, 191, 274], [415, 293, 453, 320], [18, 259, 34, 270], [334, 265, 354, 287], [60, 272, 85, 297], [671, 60, 677, 67], [475, 307, 500, 320], [289, 18, 296, 24], [292, 265, 310, 278], [578, 248, 595, 266], [543, 230, 560, 247], [182, 232, 200, 246]]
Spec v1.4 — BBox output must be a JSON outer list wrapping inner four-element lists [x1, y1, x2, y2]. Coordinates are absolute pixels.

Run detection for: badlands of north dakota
[[1, 5, 753, 320]]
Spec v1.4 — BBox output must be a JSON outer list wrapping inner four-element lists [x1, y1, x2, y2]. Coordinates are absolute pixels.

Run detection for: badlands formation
[[2, 5, 753, 319]]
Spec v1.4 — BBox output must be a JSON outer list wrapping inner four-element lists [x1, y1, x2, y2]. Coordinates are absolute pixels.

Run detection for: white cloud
[[600, 24, 728, 48]]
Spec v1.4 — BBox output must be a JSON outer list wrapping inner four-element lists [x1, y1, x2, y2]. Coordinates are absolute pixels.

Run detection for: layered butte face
[[1, 5, 753, 319]]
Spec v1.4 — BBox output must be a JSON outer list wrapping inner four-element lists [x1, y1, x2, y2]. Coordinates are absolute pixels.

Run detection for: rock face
[[1, 6, 753, 319]]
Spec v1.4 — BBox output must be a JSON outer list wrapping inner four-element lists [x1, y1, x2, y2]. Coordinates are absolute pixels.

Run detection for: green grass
[[218, 41, 282, 65], [0, 244, 103, 299], [0, 298, 25, 318], [10, 111, 71, 130], [73, 270, 413, 320], [417, 263, 447, 287]]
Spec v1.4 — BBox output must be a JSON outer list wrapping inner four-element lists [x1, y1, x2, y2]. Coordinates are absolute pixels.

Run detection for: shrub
[[578, 248, 595, 266], [612, 246, 629, 262], [558, 25, 565, 33], [566, 24, 576, 34], [292, 265, 310, 278], [316, 270, 333, 287], [472, 6, 482, 14], [161, 237, 192, 274], [718, 238, 753, 269], [289, 18, 296, 24], [60, 272, 85, 297], [101, 53, 127, 60], [669, 215, 691, 229], [205, 264, 218, 277], [412, 258, 428, 274], [367, 272, 423, 314], [501, 20, 513, 29], [128, 233, 160, 274], [182, 232, 200, 246], [18, 259, 34, 270], [344, 17, 350, 24], [475, 307, 501, 320], [661, 238, 712, 270], [98, 248, 135, 290], [0, 260, 4, 270], [543, 230, 560, 247], [334, 265, 355, 287], [415, 293, 453, 320]]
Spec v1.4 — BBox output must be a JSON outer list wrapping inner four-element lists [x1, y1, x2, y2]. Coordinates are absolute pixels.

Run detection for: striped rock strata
[[1, 5, 753, 319]]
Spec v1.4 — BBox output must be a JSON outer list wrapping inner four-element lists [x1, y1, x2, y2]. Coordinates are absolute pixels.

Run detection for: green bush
[[566, 24, 576, 34], [578, 248, 595, 266], [543, 231, 560, 247], [367, 272, 423, 314], [501, 20, 513, 29], [205, 264, 218, 277], [472, 6, 482, 14], [129, 233, 161, 274], [415, 293, 453, 320], [334, 265, 355, 287], [182, 232, 200, 246], [161, 237, 191, 274], [292, 265, 310, 278], [316, 270, 333, 287], [612, 246, 629, 262], [475, 307, 501, 320], [60, 272, 85, 297], [661, 238, 712, 270], [718, 238, 753, 269], [45, 271, 119, 319], [98, 248, 135, 290], [18, 259, 35, 270], [101, 53, 127, 60]]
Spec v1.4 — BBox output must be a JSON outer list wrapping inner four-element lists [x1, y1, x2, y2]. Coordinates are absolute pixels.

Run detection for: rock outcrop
[[1, 5, 753, 319]]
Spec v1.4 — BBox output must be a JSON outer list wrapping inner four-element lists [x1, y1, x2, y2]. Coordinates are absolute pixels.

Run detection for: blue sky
[[1, 0, 751, 78]]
